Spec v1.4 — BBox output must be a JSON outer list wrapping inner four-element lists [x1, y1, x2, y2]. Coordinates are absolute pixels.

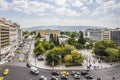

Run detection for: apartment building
[[102, 29, 111, 40], [0, 18, 10, 61], [110, 29, 120, 45], [0, 18, 22, 61], [84, 29, 103, 42], [84, 28, 120, 45]]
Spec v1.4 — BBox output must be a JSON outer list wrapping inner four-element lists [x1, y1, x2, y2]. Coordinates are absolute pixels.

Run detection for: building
[[0, 18, 22, 61], [36, 29, 60, 41], [102, 29, 111, 40], [17, 28, 22, 45], [84, 29, 103, 42], [110, 29, 120, 45], [0, 18, 10, 61], [84, 28, 120, 46], [36, 29, 60, 36]]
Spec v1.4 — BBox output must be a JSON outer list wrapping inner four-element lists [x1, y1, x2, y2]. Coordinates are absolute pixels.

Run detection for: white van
[[30, 66, 39, 75]]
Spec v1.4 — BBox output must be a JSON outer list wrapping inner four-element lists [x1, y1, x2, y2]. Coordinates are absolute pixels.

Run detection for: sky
[[0, 0, 120, 28]]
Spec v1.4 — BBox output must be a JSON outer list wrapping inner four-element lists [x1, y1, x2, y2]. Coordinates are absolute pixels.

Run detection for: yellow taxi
[[18, 50, 22, 54], [18, 58, 23, 62], [0, 77, 4, 80], [60, 71, 69, 76], [3, 69, 9, 76]]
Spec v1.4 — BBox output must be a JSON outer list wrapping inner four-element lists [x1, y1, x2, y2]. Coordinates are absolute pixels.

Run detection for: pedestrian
[[112, 77, 116, 80]]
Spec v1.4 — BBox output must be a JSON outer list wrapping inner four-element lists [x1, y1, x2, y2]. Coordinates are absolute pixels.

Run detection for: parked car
[[60, 71, 69, 76], [0, 77, 4, 80], [51, 76, 58, 80], [26, 63, 31, 68], [38, 55, 44, 61], [81, 70, 89, 76], [51, 71, 59, 75], [60, 75, 68, 80], [30, 67, 39, 75], [73, 74, 81, 79], [3, 69, 9, 76], [84, 75, 93, 79], [18, 57, 23, 62], [39, 75, 47, 80]]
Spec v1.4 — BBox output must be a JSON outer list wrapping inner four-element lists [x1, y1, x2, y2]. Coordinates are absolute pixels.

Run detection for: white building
[[0, 18, 22, 61]]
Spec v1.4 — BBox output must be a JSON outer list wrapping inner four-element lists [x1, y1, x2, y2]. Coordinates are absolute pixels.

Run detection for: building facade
[[36, 29, 60, 36], [110, 29, 120, 45], [84, 29, 103, 42], [84, 28, 120, 45], [102, 29, 110, 40], [36, 29, 60, 41], [0, 18, 22, 61]]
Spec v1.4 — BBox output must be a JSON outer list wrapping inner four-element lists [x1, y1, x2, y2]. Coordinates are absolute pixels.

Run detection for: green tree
[[30, 31, 36, 35], [37, 32, 41, 38], [34, 44, 45, 56], [93, 40, 116, 56], [46, 49, 61, 66], [56, 35, 60, 45], [105, 48, 119, 61], [64, 50, 84, 66], [64, 55, 73, 63], [74, 43, 82, 49], [70, 50, 84, 65], [67, 38, 76, 45], [35, 38, 40, 47], [50, 33, 54, 43], [93, 40, 118, 62], [22, 31, 29, 36], [78, 31, 86, 45], [42, 41, 51, 50]]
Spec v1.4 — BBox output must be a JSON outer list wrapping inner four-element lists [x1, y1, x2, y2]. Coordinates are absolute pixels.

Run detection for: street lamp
[[52, 53, 54, 70], [35, 54, 37, 67]]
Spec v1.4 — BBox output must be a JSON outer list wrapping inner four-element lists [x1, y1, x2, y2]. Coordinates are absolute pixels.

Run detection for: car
[[81, 70, 89, 76], [60, 71, 69, 76], [39, 75, 47, 80], [84, 75, 93, 79], [71, 71, 76, 76], [3, 69, 9, 76], [18, 58, 23, 62], [71, 71, 80, 76], [51, 76, 58, 80], [26, 63, 31, 67], [51, 71, 59, 75], [38, 55, 44, 61], [60, 75, 68, 80], [0, 77, 4, 80], [73, 74, 81, 79], [30, 66, 39, 75]]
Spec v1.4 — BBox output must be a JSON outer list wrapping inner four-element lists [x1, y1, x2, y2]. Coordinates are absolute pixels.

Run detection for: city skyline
[[0, 0, 120, 28]]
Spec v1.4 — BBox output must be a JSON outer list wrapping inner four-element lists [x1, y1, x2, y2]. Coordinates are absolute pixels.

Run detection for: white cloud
[[55, 7, 80, 16], [81, 7, 90, 14], [92, 0, 120, 16], [0, 0, 10, 10], [49, 0, 68, 7], [11, 0, 55, 14], [84, 0, 93, 4], [69, 0, 83, 7]]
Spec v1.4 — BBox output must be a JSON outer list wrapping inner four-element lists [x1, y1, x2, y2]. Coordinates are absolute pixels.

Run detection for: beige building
[[36, 29, 60, 41], [102, 30, 110, 40], [36, 29, 60, 36], [0, 18, 10, 61], [0, 18, 22, 61]]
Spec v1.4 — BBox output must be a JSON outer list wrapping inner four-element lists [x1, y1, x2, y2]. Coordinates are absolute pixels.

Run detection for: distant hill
[[23, 25, 104, 31]]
